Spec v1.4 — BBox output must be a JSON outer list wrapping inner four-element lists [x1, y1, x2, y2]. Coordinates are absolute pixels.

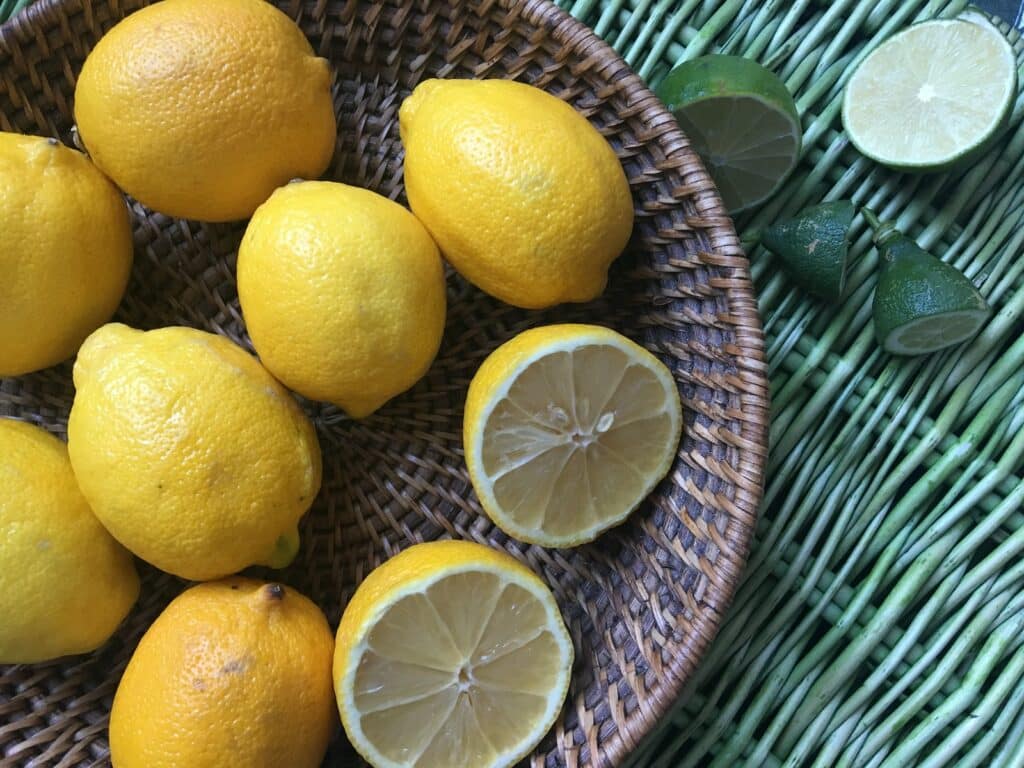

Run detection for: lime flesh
[[884, 309, 991, 356], [657, 55, 802, 213], [842, 17, 1017, 171], [870, 222, 991, 355]]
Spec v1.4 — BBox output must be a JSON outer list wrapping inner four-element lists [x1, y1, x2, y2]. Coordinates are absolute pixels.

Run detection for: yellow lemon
[[110, 578, 336, 768], [334, 540, 573, 768], [464, 324, 683, 547], [238, 181, 447, 418], [74, 0, 336, 222], [0, 419, 138, 664], [399, 78, 634, 309], [0, 133, 132, 376], [67, 324, 322, 581]]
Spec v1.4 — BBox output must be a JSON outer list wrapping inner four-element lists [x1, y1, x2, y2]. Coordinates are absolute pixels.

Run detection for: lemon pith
[[464, 324, 683, 546], [335, 540, 573, 768]]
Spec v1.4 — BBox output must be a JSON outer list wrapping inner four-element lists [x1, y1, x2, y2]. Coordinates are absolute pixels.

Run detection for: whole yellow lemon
[[0, 419, 138, 664], [238, 181, 447, 418], [110, 578, 336, 768], [67, 324, 322, 581], [0, 133, 132, 376], [74, 0, 336, 222], [399, 78, 634, 309]]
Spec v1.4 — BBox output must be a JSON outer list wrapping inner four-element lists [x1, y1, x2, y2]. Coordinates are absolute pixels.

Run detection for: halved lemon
[[334, 540, 573, 768], [464, 324, 683, 547]]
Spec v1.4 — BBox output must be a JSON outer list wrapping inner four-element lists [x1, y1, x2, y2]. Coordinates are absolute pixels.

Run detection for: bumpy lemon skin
[[73, 0, 337, 222], [238, 181, 447, 418], [67, 324, 322, 581], [0, 419, 139, 664], [399, 78, 634, 309], [0, 132, 132, 376], [110, 578, 337, 768]]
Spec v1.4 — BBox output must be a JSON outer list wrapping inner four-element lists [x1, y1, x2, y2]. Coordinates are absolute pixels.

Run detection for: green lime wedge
[[842, 16, 1017, 172], [762, 200, 855, 301], [866, 210, 991, 355], [657, 55, 802, 213]]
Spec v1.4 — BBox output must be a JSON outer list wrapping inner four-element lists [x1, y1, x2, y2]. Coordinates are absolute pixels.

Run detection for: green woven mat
[[548, 2, 1024, 767], [5, 0, 1024, 766]]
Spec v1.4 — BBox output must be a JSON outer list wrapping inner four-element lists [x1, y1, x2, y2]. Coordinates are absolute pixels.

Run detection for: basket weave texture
[[0, 0, 769, 765]]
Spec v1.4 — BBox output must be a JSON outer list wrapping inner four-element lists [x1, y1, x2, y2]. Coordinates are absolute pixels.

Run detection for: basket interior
[[0, 0, 767, 765]]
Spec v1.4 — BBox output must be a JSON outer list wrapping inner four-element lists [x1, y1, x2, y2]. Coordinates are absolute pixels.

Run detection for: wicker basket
[[0, 0, 768, 765]]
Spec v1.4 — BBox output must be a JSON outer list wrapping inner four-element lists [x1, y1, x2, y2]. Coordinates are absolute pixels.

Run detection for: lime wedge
[[842, 17, 1017, 172], [762, 200, 855, 301], [866, 211, 990, 355], [657, 55, 802, 213]]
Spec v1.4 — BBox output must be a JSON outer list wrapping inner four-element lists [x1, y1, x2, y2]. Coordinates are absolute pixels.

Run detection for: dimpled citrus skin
[[0, 419, 139, 664], [73, 0, 336, 222], [0, 133, 132, 376], [399, 79, 634, 309], [238, 181, 447, 418], [67, 324, 322, 581], [110, 578, 336, 768]]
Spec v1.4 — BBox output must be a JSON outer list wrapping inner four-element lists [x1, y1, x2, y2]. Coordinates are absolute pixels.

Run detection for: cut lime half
[[883, 309, 991, 356], [867, 210, 991, 356], [657, 55, 802, 213], [842, 16, 1017, 172]]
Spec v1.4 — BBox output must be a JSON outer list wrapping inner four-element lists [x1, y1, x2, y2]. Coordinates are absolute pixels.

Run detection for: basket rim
[[504, 1, 769, 760], [0, 0, 769, 764]]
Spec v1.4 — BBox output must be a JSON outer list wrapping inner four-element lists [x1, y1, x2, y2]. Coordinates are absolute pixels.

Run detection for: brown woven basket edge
[[501, 5, 768, 754], [0, 0, 770, 764]]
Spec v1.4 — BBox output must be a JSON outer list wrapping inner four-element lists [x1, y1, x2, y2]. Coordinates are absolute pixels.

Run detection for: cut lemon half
[[334, 540, 573, 768], [842, 16, 1017, 172], [464, 324, 683, 547]]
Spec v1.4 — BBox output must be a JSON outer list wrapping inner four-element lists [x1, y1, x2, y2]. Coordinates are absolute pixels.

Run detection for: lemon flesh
[[842, 16, 1017, 171], [465, 324, 683, 547], [335, 541, 573, 768]]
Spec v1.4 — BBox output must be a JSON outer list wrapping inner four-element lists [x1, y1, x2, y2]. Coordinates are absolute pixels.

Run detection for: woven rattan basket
[[0, 0, 768, 765]]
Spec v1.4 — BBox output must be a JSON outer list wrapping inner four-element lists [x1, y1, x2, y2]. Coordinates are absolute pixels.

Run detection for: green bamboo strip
[[677, 0, 747, 60], [816, 561, 969, 739], [775, 410, 995, 751], [900, 399, 1024, 569], [672, 636, 791, 768], [875, 614, 1024, 767], [990, 701, 1024, 768], [848, 583, 1024, 762], [787, 348, 1024, 528], [920, 644, 1024, 768], [634, 0, 702, 79]]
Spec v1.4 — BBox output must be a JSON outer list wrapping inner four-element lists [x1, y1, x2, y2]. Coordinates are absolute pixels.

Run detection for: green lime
[[762, 200, 855, 301], [657, 55, 802, 213], [865, 210, 990, 355], [842, 16, 1017, 172]]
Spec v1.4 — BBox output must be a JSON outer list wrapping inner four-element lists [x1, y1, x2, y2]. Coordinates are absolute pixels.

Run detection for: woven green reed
[[545, 0, 1024, 766], [3, 0, 1023, 765]]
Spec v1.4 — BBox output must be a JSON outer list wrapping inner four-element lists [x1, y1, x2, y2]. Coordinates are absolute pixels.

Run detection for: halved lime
[[762, 200, 856, 301], [657, 55, 802, 213], [842, 16, 1017, 172], [866, 211, 991, 355]]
